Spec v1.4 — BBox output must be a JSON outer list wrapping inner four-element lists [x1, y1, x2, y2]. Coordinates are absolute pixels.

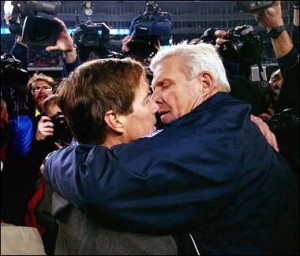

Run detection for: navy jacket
[[45, 92, 298, 255]]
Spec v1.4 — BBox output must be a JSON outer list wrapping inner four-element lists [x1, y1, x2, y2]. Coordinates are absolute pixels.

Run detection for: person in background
[[27, 73, 57, 117], [1, 16, 79, 227], [44, 42, 297, 255], [252, 0, 299, 113], [215, 1, 299, 173], [25, 94, 72, 255], [253, 0, 299, 172]]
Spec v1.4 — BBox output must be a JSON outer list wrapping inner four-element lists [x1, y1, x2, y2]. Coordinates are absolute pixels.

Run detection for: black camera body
[[200, 27, 218, 45], [200, 25, 262, 65], [1, 53, 29, 90], [235, 1, 275, 12], [72, 21, 110, 49], [264, 108, 299, 134], [219, 25, 262, 64], [263, 108, 299, 168], [128, 2, 172, 59], [1, 53, 30, 116], [50, 112, 73, 146], [8, 1, 62, 46]]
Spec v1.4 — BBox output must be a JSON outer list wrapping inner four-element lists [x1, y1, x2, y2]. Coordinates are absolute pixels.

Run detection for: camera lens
[[219, 40, 243, 62], [82, 33, 100, 47], [28, 22, 50, 43], [22, 17, 61, 46]]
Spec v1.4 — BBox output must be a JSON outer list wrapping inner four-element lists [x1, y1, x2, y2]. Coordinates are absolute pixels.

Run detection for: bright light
[[4, 1, 14, 24], [1, 28, 130, 36]]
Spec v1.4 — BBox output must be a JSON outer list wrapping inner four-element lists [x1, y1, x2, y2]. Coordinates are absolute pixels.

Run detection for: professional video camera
[[71, 1, 111, 62], [201, 25, 262, 65], [72, 21, 110, 50], [1, 53, 29, 89], [4, 1, 61, 46], [128, 0, 172, 59], [1, 53, 30, 116], [219, 25, 262, 65], [50, 112, 73, 146], [235, 1, 275, 12]]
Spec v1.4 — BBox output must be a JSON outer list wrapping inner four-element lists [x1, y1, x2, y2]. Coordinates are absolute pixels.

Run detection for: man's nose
[[151, 89, 160, 103], [151, 100, 159, 113]]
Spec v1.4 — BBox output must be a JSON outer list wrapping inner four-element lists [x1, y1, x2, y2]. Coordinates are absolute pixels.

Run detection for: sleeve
[[9, 114, 34, 156], [291, 23, 299, 52], [63, 56, 80, 77], [44, 132, 240, 233], [276, 47, 299, 112]]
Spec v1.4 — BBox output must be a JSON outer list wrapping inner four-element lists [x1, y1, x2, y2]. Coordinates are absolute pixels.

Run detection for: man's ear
[[104, 110, 125, 134], [199, 71, 215, 93], [199, 71, 215, 91]]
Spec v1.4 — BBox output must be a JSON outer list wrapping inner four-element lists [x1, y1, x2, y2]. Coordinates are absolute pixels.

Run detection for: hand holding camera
[[35, 113, 72, 147], [35, 115, 54, 141], [5, 1, 62, 47]]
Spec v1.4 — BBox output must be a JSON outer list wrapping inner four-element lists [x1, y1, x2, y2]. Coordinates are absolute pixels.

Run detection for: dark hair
[[57, 58, 146, 144]]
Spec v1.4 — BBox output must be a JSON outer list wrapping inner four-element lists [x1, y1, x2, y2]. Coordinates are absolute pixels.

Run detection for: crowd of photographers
[[1, 0, 299, 255]]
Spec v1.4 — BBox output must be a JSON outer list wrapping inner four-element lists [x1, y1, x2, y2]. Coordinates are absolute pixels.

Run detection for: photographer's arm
[[45, 17, 80, 76], [253, 1, 299, 112], [291, 3, 299, 51], [253, 1, 293, 58]]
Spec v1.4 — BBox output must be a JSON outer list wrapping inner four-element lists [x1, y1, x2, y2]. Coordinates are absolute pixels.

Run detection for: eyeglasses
[[31, 86, 53, 94]]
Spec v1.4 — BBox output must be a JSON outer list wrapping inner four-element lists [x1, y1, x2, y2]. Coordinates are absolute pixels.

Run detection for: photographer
[[1, 13, 79, 227], [196, 26, 272, 116], [122, 1, 172, 63], [25, 94, 72, 255], [1, 53, 36, 226], [253, 1, 299, 172], [10, 17, 80, 79]]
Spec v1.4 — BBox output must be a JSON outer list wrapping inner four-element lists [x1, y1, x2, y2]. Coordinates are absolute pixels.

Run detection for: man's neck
[[101, 134, 125, 148]]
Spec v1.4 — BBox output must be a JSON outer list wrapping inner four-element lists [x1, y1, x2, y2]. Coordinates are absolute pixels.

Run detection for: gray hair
[[150, 43, 230, 92]]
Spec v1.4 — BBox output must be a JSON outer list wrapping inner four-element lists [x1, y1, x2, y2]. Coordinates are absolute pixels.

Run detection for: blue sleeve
[[63, 56, 80, 77], [9, 115, 34, 156], [44, 138, 239, 233]]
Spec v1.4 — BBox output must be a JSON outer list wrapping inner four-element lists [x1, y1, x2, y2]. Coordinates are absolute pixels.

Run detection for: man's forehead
[[32, 80, 50, 85]]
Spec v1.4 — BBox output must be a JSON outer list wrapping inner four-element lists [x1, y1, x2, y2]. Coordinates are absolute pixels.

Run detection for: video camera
[[5, 1, 62, 47], [1, 53, 30, 116], [1, 53, 29, 91], [71, 1, 111, 62], [235, 1, 275, 12], [219, 25, 262, 64], [128, 1, 172, 59], [72, 21, 110, 50], [201, 25, 262, 65]]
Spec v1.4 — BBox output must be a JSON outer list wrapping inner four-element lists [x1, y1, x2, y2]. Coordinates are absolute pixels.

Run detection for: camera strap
[[257, 61, 265, 82]]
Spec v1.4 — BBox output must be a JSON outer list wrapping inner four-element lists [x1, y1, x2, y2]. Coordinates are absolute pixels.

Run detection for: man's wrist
[[63, 47, 78, 63], [63, 46, 76, 54], [267, 25, 287, 39]]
